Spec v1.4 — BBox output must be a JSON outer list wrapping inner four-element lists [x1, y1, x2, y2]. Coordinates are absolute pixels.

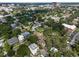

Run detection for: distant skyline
[[0, 0, 79, 3], [0, 1, 79, 4]]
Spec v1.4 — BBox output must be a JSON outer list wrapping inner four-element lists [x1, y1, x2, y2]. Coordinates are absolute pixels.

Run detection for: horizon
[[0, 2, 79, 3]]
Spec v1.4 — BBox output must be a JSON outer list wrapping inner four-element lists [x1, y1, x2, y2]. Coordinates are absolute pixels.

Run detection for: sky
[[0, 0, 79, 3]]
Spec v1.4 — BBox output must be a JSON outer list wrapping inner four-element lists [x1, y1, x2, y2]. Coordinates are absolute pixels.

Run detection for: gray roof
[[29, 43, 38, 50], [11, 23, 16, 28], [0, 18, 6, 23], [7, 37, 18, 45], [21, 32, 30, 38]]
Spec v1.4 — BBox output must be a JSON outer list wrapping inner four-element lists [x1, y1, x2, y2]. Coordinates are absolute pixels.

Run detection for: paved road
[[70, 32, 79, 45]]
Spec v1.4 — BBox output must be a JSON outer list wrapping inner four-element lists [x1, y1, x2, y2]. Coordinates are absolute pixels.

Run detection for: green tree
[[12, 29, 21, 37], [28, 35, 38, 43], [43, 28, 52, 36], [7, 49, 15, 56], [17, 44, 30, 57], [0, 48, 4, 57], [4, 42, 15, 56]]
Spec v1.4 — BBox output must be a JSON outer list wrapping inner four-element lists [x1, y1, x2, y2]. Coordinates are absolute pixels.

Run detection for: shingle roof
[[7, 37, 18, 45], [29, 43, 38, 50], [21, 32, 30, 38]]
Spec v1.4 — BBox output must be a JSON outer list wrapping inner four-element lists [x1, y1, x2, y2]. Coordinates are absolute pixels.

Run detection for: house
[[28, 43, 39, 55], [21, 32, 30, 38], [7, 37, 18, 45], [18, 35, 24, 43], [0, 7, 13, 13], [11, 23, 17, 29], [0, 15, 7, 23], [50, 47, 58, 52], [18, 32, 30, 43], [50, 16, 60, 22], [0, 18, 7, 23], [62, 23, 76, 32], [32, 21, 41, 31], [0, 40, 4, 47]]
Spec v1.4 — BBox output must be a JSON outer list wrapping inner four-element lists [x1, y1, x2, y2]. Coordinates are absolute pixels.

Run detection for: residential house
[[0, 7, 13, 13], [21, 32, 30, 38], [18, 35, 24, 43], [0, 18, 6, 23], [62, 23, 76, 32], [50, 47, 58, 52], [7, 37, 18, 45], [0, 15, 7, 23], [32, 21, 41, 31], [18, 32, 30, 43], [11, 23, 17, 29], [28, 43, 39, 55], [50, 16, 60, 22]]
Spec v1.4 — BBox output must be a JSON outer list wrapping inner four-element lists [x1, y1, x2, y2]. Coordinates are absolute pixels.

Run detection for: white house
[[50, 47, 58, 52], [18, 32, 30, 43], [28, 43, 39, 55], [18, 35, 24, 43], [62, 23, 76, 31], [0, 7, 13, 13]]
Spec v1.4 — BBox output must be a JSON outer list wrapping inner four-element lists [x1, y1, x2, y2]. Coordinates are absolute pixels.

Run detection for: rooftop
[[21, 32, 30, 38], [28, 43, 39, 55], [29, 43, 38, 50], [7, 37, 18, 45], [62, 23, 76, 30]]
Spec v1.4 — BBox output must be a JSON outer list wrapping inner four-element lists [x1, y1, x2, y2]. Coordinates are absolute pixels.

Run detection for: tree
[[72, 42, 79, 56], [7, 49, 15, 56], [45, 18, 54, 27], [62, 50, 76, 57], [4, 42, 15, 56], [12, 29, 21, 37], [49, 51, 61, 57], [43, 28, 53, 50], [0, 24, 11, 35], [43, 28, 52, 36], [36, 27, 44, 33], [16, 44, 30, 57], [0, 48, 4, 57], [5, 16, 15, 24], [28, 35, 38, 43]]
